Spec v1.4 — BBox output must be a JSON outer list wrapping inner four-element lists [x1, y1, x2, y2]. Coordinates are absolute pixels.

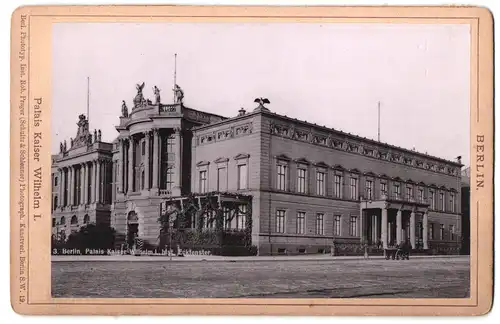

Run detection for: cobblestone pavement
[[52, 257, 469, 298]]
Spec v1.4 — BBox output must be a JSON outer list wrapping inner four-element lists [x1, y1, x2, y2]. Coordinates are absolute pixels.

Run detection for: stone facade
[[51, 85, 463, 255]]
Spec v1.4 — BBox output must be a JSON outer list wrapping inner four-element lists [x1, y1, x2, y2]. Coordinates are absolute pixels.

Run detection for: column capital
[[152, 127, 160, 135], [144, 130, 151, 138], [174, 127, 182, 135]]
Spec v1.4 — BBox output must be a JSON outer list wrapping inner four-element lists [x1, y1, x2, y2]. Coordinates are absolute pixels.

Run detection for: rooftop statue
[[98, 129, 102, 142], [133, 82, 145, 107], [173, 84, 184, 104], [153, 86, 161, 105], [63, 140, 67, 152], [121, 100, 129, 117]]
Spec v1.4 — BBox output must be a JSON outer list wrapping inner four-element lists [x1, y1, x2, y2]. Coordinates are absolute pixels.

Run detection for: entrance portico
[[360, 196, 430, 250]]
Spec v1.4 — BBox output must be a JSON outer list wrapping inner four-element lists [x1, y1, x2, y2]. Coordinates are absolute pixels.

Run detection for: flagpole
[[87, 77, 90, 127], [377, 101, 381, 142], [173, 53, 177, 103]]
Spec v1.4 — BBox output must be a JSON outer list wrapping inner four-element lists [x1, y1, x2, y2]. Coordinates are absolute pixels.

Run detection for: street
[[52, 256, 470, 298]]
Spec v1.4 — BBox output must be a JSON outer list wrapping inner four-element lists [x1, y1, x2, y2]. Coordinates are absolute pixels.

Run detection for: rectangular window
[[406, 186, 413, 201], [165, 136, 175, 161], [316, 171, 326, 196], [52, 218, 56, 227], [349, 216, 357, 236], [276, 210, 285, 233], [238, 164, 248, 190], [440, 224, 445, 240], [237, 205, 247, 229], [217, 167, 227, 191], [334, 175, 342, 198], [450, 193, 456, 212], [449, 224, 455, 240], [394, 183, 400, 199], [223, 208, 231, 229], [55, 176, 58, 187], [199, 170, 207, 193], [296, 212, 306, 234], [334, 215, 341, 236], [141, 140, 146, 155], [440, 192, 445, 211], [315, 213, 324, 235], [365, 179, 373, 200], [418, 188, 424, 203], [430, 190, 436, 209], [429, 223, 434, 240], [297, 168, 307, 194], [166, 164, 174, 191], [277, 164, 287, 191], [380, 182, 387, 197], [350, 177, 358, 200]]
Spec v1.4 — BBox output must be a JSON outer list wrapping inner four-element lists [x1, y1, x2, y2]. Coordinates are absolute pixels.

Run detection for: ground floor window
[[315, 213, 324, 235], [334, 215, 341, 236], [276, 210, 285, 233], [296, 212, 306, 234], [349, 216, 357, 236]]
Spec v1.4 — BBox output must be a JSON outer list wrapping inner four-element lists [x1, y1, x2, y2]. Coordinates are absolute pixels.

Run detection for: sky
[[52, 22, 470, 166]]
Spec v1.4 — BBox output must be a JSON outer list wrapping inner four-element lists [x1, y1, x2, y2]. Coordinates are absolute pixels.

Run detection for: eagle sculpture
[[254, 97, 270, 105]]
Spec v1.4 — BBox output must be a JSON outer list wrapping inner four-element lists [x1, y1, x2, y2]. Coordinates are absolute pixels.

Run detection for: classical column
[[68, 166, 74, 206], [174, 127, 183, 193], [422, 210, 429, 249], [128, 137, 134, 194], [152, 129, 159, 190], [82, 163, 88, 204], [112, 160, 116, 201], [381, 207, 388, 249], [80, 164, 85, 204], [359, 205, 364, 244], [144, 131, 150, 190], [118, 139, 124, 193], [372, 214, 378, 245], [396, 208, 402, 244], [91, 160, 96, 203], [58, 168, 63, 207], [96, 159, 102, 203], [410, 209, 416, 249]]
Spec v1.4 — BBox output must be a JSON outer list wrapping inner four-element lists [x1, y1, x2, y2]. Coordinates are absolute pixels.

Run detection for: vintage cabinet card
[[10, 5, 493, 316]]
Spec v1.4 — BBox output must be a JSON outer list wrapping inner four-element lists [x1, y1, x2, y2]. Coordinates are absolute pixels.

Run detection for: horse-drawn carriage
[[384, 242, 411, 260]]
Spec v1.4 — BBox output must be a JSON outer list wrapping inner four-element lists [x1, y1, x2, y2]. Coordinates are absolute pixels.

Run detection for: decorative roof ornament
[[173, 84, 184, 104], [253, 97, 270, 112], [133, 82, 145, 108]]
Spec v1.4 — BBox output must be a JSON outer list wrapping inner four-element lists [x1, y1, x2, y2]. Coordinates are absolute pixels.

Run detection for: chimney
[[238, 108, 246, 116]]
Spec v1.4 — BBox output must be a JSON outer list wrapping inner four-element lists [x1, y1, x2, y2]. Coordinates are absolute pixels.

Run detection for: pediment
[[214, 157, 229, 164], [196, 160, 210, 167], [275, 153, 291, 161], [314, 161, 330, 168], [332, 164, 345, 171], [294, 157, 311, 165], [234, 153, 250, 160]]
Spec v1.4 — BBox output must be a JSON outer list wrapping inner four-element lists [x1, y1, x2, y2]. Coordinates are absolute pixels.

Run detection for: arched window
[[60, 216, 66, 226], [71, 215, 78, 225], [83, 214, 90, 225]]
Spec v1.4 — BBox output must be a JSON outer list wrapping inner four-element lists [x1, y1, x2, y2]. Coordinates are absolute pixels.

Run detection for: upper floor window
[[217, 167, 227, 191], [365, 179, 373, 200], [237, 164, 248, 190], [316, 171, 326, 196], [350, 177, 358, 200], [315, 213, 324, 235], [296, 212, 306, 234], [199, 170, 207, 193], [334, 174, 342, 198], [418, 188, 424, 203], [276, 210, 286, 233], [406, 185, 413, 201], [439, 192, 445, 211], [430, 190, 436, 209], [450, 193, 456, 212], [277, 164, 287, 191], [393, 183, 401, 199], [297, 167, 307, 194], [380, 182, 387, 197]]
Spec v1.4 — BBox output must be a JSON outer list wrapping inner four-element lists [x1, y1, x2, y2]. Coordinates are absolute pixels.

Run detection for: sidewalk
[[52, 254, 469, 262]]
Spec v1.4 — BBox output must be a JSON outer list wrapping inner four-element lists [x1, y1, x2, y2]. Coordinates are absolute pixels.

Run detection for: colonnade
[[57, 158, 112, 207]]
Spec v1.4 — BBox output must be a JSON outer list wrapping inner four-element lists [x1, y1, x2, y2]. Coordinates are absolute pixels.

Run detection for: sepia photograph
[[48, 21, 472, 299]]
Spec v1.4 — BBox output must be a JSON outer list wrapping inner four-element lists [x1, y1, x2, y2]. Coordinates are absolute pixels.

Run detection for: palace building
[[51, 83, 464, 255]]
